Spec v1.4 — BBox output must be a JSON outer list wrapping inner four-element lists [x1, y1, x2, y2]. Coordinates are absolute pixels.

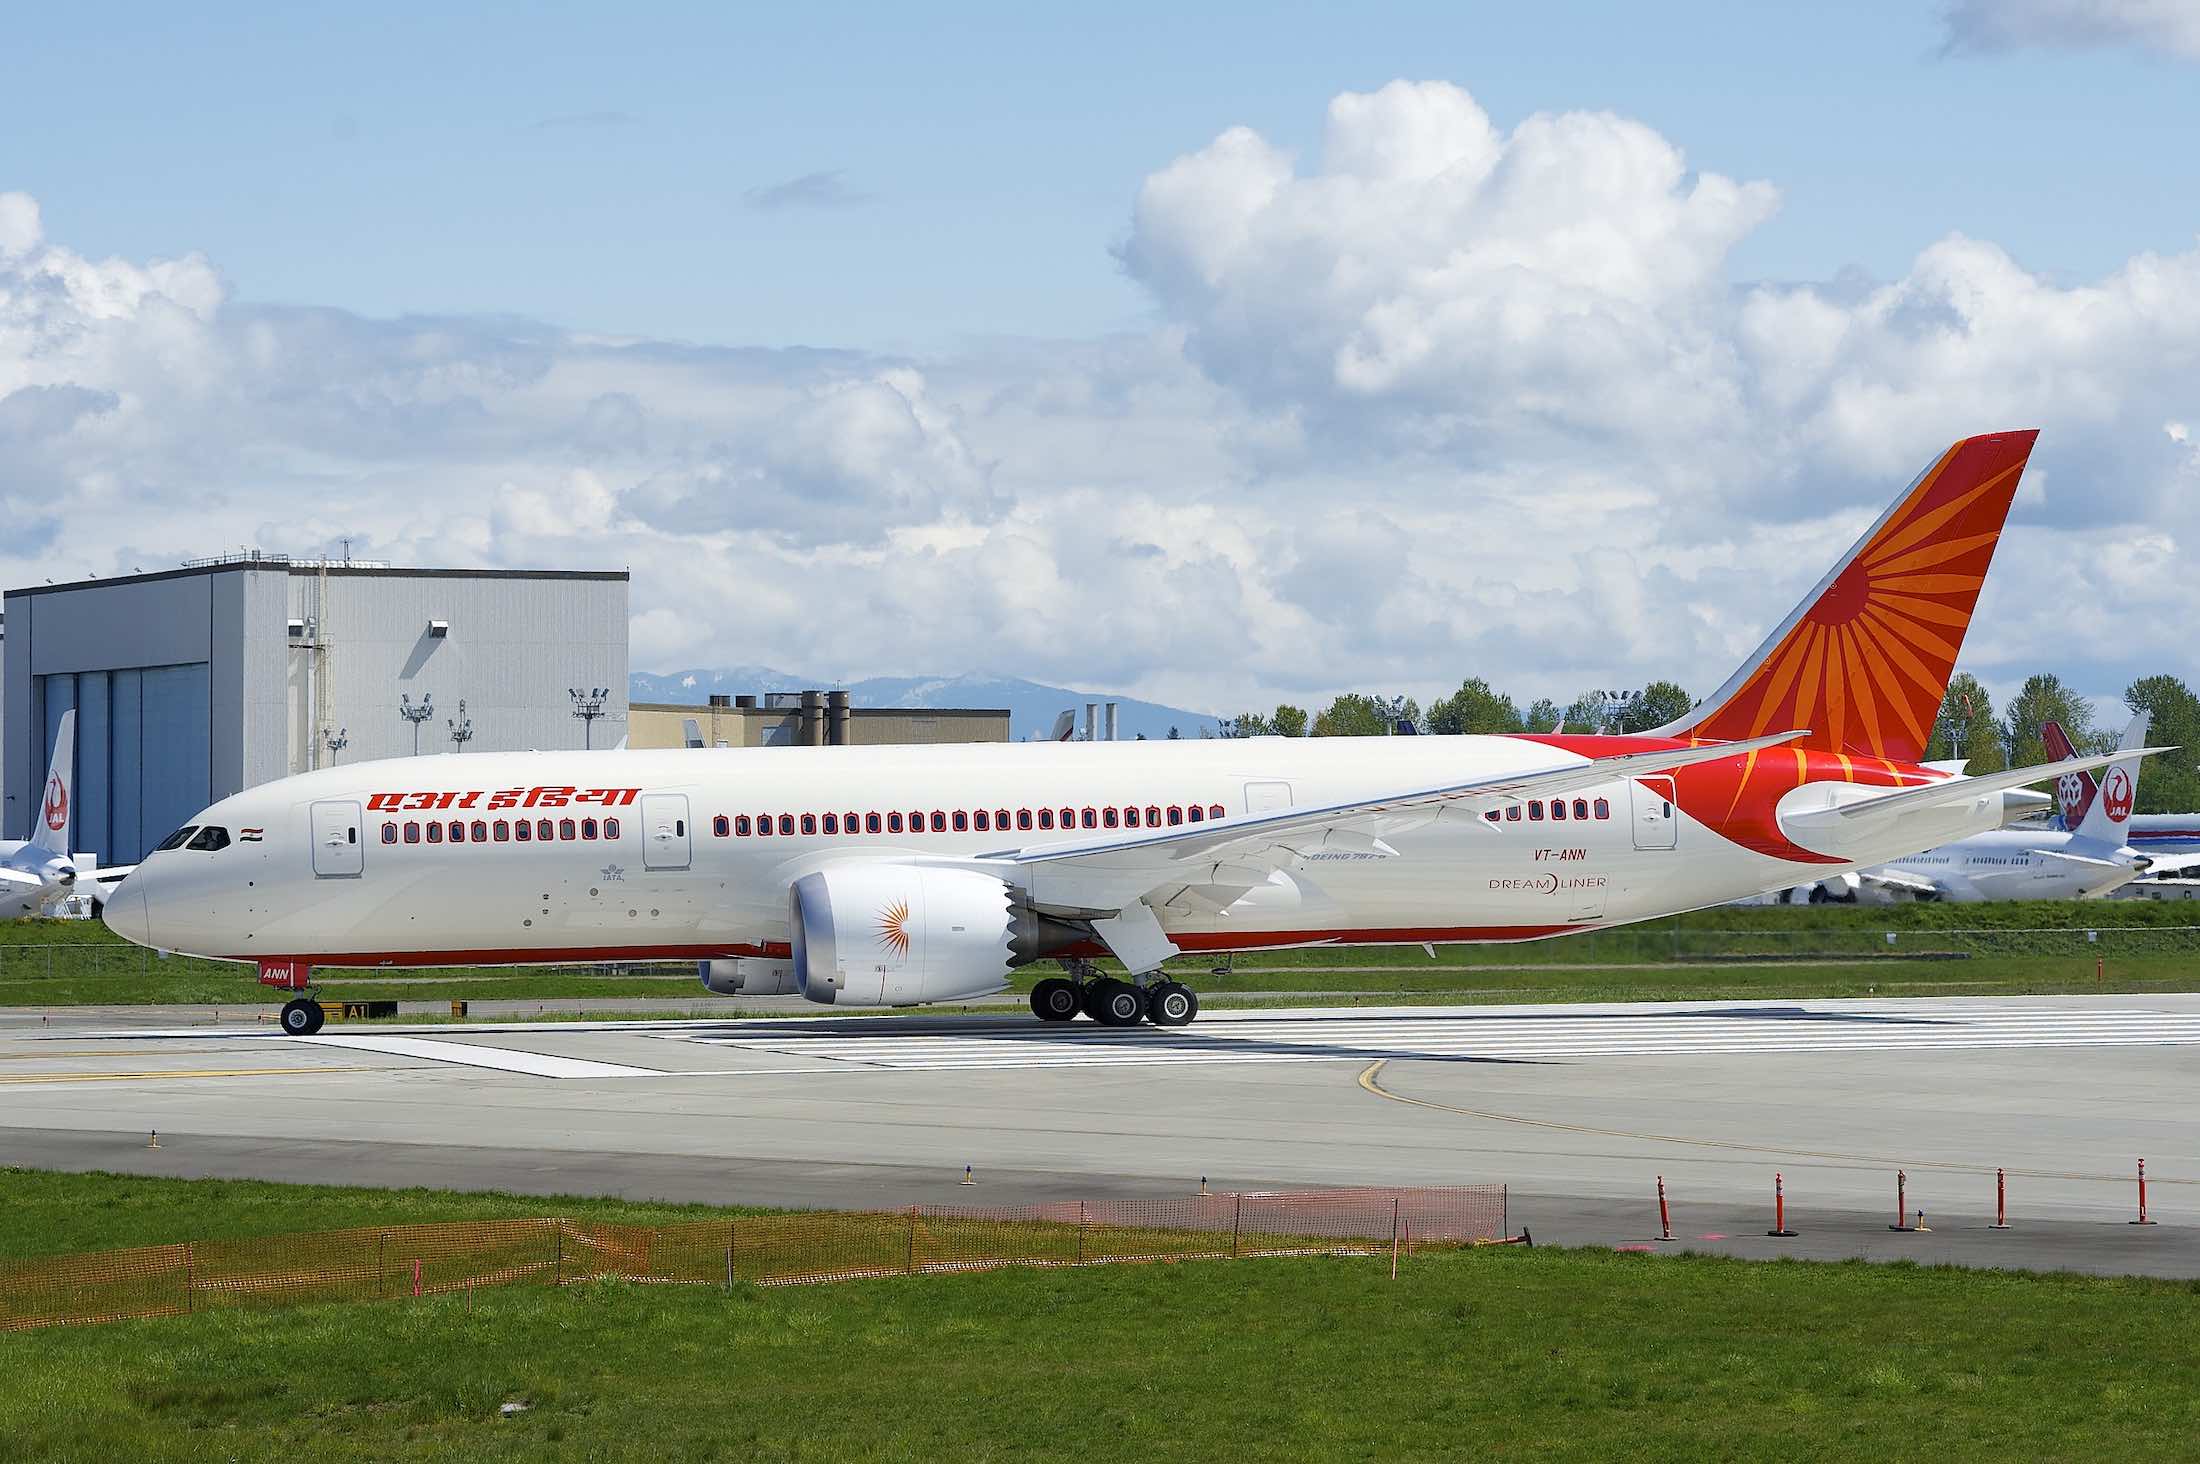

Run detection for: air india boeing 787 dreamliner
[[106, 430, 2159, 1034]]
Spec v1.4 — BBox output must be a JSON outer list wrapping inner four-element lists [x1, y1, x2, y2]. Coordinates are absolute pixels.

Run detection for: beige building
[[627, 691, 1009, 750]]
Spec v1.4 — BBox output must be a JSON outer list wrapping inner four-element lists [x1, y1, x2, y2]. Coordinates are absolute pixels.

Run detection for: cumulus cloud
[[2, 72, 2197, 721], [742, 170, 869, 212], [1941, 0, 2200, 59]]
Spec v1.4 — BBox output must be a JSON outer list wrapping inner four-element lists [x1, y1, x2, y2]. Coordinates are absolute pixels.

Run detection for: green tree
[[1166, 726, 1181, 740], [1426, 678, 1524, 736], [1925, 672, 2007, 773], [1271, 704, 1309, 739], [1312, 693, 1412, 737], [1524, 698, 1563, 734], [1222, 704, 1308, 738], [2126, 674, 2200, 814], [2003, 673, 2096, 770], [1618, 681, 1693, 733]]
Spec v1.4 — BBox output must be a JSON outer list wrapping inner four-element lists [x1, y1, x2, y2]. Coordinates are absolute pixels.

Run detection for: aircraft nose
[[103, 883, 152, 948]]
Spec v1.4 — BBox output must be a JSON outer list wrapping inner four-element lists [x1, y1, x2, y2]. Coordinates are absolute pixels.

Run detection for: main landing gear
[[1029, 963, 1200, 1029]]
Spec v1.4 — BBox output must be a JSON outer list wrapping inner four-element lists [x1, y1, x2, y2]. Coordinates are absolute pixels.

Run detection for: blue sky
[[9, 1, 2198, 350], [2, 1, 2195, 722]]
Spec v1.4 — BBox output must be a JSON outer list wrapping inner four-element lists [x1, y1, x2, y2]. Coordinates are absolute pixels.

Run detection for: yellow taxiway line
[[1354, 1058, 2190, 1187]]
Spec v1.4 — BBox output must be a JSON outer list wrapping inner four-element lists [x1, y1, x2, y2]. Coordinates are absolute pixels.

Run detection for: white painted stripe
[[295, 1033, 663, 1078]]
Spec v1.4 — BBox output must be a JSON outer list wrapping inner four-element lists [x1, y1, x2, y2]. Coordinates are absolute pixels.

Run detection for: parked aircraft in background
[[1796, 713, 2194, 902], [107, 430, 2157, 1034], [2043, 719, 2200, 877], [0, 711, 133, 917]]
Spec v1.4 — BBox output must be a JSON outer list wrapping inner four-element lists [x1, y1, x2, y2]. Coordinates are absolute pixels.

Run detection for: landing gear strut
[[280, 997, 326, 1036]]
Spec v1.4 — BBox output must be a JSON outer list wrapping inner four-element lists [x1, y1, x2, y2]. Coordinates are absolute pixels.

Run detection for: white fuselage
[[1859, 828, 2142, 902], [105, 737, 2008, 974]]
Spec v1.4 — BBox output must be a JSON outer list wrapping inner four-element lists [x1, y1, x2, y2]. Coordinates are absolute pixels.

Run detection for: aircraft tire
[[1090, 979, 1146, 1027], [280, 997, 325, 1036], [1030, 978, 1080, 1022], [1146, 981, 1198, 1027]]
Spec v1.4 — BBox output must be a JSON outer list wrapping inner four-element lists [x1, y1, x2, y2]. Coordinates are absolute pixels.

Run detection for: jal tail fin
[[2040, 719, 2095, 829], [2068, 712, 2149, 845], [1654, 430, 2037, 762], [30, 709, 74, 858]]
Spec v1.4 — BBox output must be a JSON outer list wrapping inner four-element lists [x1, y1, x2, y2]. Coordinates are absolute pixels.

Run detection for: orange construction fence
[[0, 1185, 1508, 1331]]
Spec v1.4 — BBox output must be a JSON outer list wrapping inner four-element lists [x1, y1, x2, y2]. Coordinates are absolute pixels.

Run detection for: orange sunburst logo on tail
[[876, 899, 911, 958], [1689, 430, 2037, 764]]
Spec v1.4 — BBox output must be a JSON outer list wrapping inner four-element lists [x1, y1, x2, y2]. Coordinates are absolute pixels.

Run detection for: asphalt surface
[[4, 994, 2196, 1277]]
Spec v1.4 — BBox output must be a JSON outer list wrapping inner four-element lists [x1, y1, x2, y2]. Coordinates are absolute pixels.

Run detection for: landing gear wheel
[[280, 997, 326, 1036], [1090, 979, 1146, 1027], [1030, 978, 1081, 1022], [1146, 981, 1198, 1027]]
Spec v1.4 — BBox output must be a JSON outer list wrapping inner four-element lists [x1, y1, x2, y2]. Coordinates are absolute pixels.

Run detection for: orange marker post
[[1767, 1172, 1798, 1237], [2131, 1158, 2157, 1226], [1656, 1176, 1674, 1242], [1990, 1168, 2010, 1229]]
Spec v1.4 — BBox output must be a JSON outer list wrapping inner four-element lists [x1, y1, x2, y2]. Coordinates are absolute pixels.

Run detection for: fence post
[[554, 1223, 563, 1285], [379, 1234, 387, 1298], [1076, 1201, 1086, 1267], [184, 1242, 194, 1314], [726, 1220, 735, 1291], [1390, 1198, 1401, 1280], [1231, 1193, 1242, 1259], [906, 1206, 918, 1274]]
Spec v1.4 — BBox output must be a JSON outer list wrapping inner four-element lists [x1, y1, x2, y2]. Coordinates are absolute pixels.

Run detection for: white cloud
[[1941, 0, 2200, 60], [3, 78, 2198, 723]]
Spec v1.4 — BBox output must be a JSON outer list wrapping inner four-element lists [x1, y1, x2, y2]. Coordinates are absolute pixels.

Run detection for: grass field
[[0, 901, 2192, 1010], [6, 1237, 2198, 1460]]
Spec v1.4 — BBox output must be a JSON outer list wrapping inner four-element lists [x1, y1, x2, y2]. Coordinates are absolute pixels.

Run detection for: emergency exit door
[[1631, 777, 1678, 850], [643, 794, 691, 870]]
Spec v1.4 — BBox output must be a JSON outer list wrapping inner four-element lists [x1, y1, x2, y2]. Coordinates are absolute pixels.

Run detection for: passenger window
[[1593, 798, 1609, 820], [910, 810, 925, 832], [1018, 809, 1033, 831], [559, 819, 577, 840], [1528, 801, 1543, 821], [493, 820, 510, 841], [1573, 800, 1589, 821], [1551, 801, 1567, 822], [1038, 809, 1055, 830], [823, 813, 839, 835], [472, 820, 488, 842], [1187, 806, 1203, 823], [973, 810, 988, 832], [536, 819, 554, 840], [1484, 810, 1500, 823], [714, 816, 730, 837], [1145, 806, 1161, 827], [1505, 806, 1521, 823], [757, 816, 774, 837], [427, 823, 443, 843], [995, 808, 1011, 829], [405, 822, 421, 843], [953, 811, 969, 832], [382, 822, 398, 844], [845, 811, 859, 832], [447, 821, 465, 843], [604, 818, 620, 839], [1208, 804, 1225, 820], [1082, 808, 1098, 830], [1059, 807, 1075, 829], [887, 812, 904, 833], [779, 815, 795, 836], [155, 825, 199, 852], [801, 814, 817, 835], [514, 821, 531, 842], [866, 812, 882, 834], [930, 811, 947, 833], [582, 818, 599, 839]]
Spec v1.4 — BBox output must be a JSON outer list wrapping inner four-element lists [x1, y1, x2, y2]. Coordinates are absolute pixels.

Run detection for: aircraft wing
[[80, 866, 135, 905], [2140, 851, 2200, 879], [0, 868, 46, 895], [986, 730, 1807, 916], [1856, 867, 1942, 896], [2025, 847, 2136, 872]]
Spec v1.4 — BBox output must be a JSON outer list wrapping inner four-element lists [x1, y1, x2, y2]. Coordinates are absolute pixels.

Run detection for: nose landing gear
[[260, 958, 325, 1036], [280, 997, 327, 1035]]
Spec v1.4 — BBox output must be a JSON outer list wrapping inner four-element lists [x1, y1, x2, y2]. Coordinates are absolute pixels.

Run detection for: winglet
[[1657, 431, 2038, 762]]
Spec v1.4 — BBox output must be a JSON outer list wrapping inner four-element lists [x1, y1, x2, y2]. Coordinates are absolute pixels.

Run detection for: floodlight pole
[[448, 699, 474, 752], [570, 687, 609, 750], [398, 693, 435, 756]]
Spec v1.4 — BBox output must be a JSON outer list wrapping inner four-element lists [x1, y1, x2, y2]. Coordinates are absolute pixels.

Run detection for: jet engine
[[788, 865, 1082, 1006], [698, 956, 798, 996]]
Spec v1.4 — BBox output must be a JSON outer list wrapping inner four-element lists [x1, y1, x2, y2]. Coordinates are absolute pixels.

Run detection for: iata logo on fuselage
[[42, 774, 66, 832], [2102, 766, 2135, 824]]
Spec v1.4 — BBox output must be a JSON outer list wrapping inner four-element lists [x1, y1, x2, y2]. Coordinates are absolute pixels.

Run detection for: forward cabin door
[[310, 800, 364, 877], [643, 794, 691, 871], [1631, 777, 1678, 851]]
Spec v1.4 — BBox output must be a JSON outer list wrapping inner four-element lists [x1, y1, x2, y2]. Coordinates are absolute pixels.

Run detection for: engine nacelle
[[698, 956, 798, 996], [790, 865, 1046, 1006]]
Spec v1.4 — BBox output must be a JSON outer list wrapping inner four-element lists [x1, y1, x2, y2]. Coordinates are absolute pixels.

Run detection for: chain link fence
[[0, 1185, 1509, 1331]]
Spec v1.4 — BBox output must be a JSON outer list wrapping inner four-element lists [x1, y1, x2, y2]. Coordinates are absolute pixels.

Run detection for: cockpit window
[[186, 826, 231, 852], [155, 826, 198, 852]]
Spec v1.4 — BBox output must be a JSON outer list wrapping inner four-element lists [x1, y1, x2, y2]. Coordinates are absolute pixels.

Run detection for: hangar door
[[643, 794, 691, 871], [311, 800, 365, 877]]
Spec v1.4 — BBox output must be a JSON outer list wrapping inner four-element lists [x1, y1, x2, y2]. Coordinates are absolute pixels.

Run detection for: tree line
[[1225, 672, 2200, 815]]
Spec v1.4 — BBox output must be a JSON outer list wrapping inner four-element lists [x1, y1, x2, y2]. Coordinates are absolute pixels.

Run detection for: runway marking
[[0, 1067, 364, 1084], [1353, 1059, 2196, 1187], [294, 1033, 665, 1079]]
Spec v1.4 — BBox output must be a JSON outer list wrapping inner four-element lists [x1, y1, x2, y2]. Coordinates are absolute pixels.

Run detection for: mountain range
[[627, 668, 1223, 742]]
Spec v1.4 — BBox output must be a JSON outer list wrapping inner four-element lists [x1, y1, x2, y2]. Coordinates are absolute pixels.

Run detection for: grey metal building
[[3, 555, 627, 864]]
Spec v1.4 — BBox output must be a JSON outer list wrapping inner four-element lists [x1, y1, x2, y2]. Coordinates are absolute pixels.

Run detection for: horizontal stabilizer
[[1802, 749, 2175, 830]]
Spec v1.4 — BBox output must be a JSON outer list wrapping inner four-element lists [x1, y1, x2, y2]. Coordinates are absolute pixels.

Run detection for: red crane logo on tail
[[2102, 766, 2134, 824], [42, 775, 66, 833]]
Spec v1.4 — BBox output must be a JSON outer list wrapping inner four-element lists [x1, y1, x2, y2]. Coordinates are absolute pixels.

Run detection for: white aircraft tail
[[2043, 713, 2149, 846], [30, 710, 75, 859]]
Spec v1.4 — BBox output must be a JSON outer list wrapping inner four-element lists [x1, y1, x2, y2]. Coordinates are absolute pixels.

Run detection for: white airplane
[[1795, 712, 2192, 903], [0, 711, 133, 917], [2041, 717, 2200, 885], [106, 430, 2161, 1036]]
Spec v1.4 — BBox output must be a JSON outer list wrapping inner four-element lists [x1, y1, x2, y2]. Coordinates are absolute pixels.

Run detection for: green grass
[[1, 901, 2192, 1009], [5, 1245, 2199, 1461]]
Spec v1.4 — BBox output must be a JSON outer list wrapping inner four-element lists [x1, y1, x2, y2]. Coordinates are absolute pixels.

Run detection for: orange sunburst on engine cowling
[[875, 898, 912, 958], [1688, 430, 2037, 764]]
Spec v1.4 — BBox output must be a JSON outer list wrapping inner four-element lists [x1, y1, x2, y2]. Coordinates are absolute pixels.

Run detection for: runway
[[4, 994, 2197, 1275]]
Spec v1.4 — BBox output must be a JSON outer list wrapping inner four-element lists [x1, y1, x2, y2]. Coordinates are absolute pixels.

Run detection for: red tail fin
[[1659, 430, 2037, 763], [2040, 720, 2095, 827]]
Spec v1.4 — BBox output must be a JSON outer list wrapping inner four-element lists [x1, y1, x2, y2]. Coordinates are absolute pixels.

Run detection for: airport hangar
[[2, 554, 629, 866]]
